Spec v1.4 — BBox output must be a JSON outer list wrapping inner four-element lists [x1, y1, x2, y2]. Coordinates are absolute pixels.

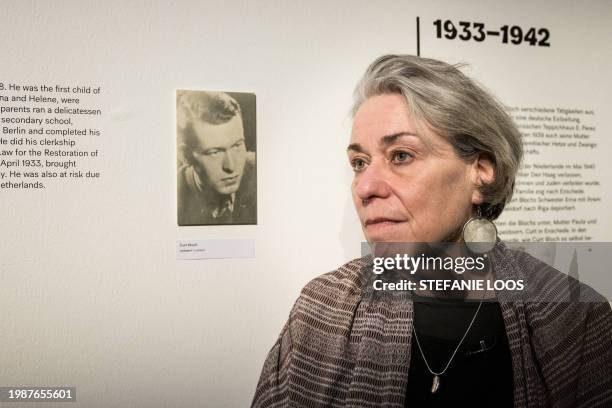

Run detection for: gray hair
[[352, 54, 523, 220]]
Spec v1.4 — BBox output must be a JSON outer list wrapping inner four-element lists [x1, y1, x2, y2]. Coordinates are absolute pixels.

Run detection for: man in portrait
[[177, 90, 257, 225]]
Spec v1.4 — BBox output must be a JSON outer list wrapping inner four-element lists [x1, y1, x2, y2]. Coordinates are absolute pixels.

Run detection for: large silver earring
[[462, 206, 498, 254]]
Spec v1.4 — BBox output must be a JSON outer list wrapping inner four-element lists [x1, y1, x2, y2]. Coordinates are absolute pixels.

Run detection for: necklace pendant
[[431, 375, 440, 393]]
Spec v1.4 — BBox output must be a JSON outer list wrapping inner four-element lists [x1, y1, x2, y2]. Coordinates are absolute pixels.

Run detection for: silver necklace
[[412, 288, 487, 394]]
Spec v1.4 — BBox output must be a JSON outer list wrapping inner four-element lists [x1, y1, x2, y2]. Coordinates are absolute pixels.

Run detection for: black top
[[405, 293, 514, 407]]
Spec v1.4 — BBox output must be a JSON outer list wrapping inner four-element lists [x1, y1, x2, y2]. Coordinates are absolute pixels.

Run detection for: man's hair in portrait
[[177, 90, 242, 164]]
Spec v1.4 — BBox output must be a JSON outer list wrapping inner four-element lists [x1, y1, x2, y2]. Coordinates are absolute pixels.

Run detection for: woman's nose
[[353, 160, 391, 204]]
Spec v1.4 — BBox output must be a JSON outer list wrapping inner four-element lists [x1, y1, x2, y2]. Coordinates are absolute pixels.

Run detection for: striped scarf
[[252, 241, 612, 407]]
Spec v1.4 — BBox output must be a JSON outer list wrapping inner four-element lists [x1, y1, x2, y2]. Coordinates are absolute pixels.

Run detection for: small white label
[[176, 239, 255, 260]]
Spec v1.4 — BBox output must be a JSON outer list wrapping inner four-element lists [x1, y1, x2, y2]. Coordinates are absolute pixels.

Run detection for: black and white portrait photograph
[[177, 90, 257, 226]]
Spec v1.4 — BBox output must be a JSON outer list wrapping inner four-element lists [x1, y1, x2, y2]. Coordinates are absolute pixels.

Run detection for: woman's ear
[[471, 153, 495, 205]]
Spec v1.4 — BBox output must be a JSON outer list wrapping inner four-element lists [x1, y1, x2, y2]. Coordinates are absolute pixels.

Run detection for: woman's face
[[349, 93, 485, 243]]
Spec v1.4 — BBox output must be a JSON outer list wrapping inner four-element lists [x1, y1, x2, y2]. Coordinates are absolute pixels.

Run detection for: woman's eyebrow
[[380, 132, 419, 147], [347, 132, 420, 152], [347, 143, 365, 153]]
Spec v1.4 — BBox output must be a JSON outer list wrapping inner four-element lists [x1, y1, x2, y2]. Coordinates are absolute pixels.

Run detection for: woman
[[252, 55, 611, 407]]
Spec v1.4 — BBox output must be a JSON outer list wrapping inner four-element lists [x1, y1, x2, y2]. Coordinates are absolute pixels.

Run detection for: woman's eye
[[391, 151, 412, 164], [351, 158, 367, 171]]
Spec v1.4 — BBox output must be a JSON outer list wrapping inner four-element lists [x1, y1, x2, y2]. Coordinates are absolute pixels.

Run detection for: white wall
[[1, 1, 610, 407]]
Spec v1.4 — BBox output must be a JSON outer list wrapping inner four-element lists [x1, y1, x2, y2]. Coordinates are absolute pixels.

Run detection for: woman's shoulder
[[306, 256, 369, 288], [290, 256, 370, 318], [501, 244, 607, 303], [499, 243, 612, 402], [499, 242, 611, 342]]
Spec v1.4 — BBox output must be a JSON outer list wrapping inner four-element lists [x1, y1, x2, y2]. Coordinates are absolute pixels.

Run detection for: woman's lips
[[364, 219, 406, 240], [364, 218, 405, 234], [365, 218, 403, 226]]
